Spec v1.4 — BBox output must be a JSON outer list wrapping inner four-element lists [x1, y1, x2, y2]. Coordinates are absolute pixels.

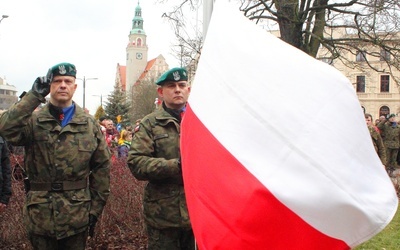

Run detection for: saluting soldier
[[0, 62, 111, 250], [377, 113, 400, 176], [127, 67, 195, 250]]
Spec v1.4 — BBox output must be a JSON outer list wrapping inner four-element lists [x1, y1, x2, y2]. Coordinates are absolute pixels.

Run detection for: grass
[[355, 201, 400, 250]]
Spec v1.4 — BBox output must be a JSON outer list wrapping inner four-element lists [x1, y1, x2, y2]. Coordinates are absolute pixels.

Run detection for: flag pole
[[203, 0, 215, 39]]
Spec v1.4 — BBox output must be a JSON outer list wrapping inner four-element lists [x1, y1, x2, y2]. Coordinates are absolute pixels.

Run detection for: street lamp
[[180, 44, 183, 67], [92, 94, 104, 108], [0, 15, 9, 24], [77, 76, 98, 110]]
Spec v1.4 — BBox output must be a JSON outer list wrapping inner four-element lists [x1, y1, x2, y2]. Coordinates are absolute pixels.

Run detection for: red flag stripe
[[182, 105, 349, 250]]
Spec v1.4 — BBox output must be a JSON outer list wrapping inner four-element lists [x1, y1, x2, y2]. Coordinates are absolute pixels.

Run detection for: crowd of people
[[366, 113, 400, 176], [0, 63, 193, 250]]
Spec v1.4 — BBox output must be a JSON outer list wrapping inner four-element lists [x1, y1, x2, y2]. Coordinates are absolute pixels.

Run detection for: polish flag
[[180, 1, 398, 249]]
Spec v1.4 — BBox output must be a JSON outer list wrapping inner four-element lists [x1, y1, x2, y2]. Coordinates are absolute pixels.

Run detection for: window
[[137, 38, 142, 46], [356, 51, 366, 62], [380, 75, 390, 92], [380, 106, 390, 117], [356, 76, 365, 92], [380, 49, 390, 61]]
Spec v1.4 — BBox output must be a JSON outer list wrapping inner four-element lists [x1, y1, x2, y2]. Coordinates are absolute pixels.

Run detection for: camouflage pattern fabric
[[377, 121, 400, 149], [147, 225, 195, 250], [28, 230, 87, 250], [369, 127, 387, 165], [0, 91, 111, 239], [127, 108, 191, 230], [377, 121, 400, 168]]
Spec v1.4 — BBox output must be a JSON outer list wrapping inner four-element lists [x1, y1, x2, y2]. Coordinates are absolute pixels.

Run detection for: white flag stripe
[[189, 0, 398, 246]]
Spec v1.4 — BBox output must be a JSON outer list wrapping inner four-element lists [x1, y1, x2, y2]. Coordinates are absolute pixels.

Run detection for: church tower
[[126, 1, 148, 93]]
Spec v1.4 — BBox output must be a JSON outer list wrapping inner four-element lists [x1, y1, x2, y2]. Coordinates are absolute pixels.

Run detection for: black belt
[[30, 180, 87, 192]]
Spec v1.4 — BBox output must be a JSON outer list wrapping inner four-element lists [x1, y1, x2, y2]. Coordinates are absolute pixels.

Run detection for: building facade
[[317, 29, 400, 121], [269, 29, 400, 121], [0, 77, 18, 110]]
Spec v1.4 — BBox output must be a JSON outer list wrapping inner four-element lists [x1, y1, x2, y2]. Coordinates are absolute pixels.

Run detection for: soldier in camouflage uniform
[[127, 67, 195, 250], [0, 62, 111, 250], [377, 114, 400, 175], [365, 113, 386, 166]]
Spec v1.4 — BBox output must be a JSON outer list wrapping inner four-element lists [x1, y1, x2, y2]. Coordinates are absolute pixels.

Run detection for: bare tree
[[160, 0, 400, 82], [239, 0, 400, 81], [129, 79, 159, 122], [159, 0, 203, 72]]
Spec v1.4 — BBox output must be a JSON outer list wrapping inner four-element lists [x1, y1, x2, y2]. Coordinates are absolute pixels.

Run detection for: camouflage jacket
[[127, 108, 190, 229], [0, 91, 111, 239], [0, 136, 11, 205], [369, 127, 387, 165], [377, 121, 400, 148]]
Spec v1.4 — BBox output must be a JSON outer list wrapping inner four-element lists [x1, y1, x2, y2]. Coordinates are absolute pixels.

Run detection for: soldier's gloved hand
[[31, 69, 53, 97], [88, 214, 98, 238]]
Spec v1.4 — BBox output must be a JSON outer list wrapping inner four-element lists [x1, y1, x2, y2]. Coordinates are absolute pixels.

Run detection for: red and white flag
[[181, 1, 398, 249]]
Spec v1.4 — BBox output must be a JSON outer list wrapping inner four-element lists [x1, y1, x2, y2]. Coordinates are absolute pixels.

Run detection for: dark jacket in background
[[0, 136, 12, 205]]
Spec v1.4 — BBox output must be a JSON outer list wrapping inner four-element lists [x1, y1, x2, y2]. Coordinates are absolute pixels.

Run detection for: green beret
[[156, 67, 188, 85], [50, 62, 77, 78], [389, 114, 396, 118]]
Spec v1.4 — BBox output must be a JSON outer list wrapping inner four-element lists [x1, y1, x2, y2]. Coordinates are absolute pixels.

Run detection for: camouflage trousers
[[28, 231, 87, 250], [386, 147, 399, 169], [147, 225, 195, 250]]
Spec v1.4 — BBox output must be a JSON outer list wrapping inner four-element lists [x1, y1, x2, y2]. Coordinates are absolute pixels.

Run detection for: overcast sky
[[0, 0, 196, 114]]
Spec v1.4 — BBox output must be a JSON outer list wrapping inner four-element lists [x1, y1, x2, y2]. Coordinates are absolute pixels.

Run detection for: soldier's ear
[[157, 87, 164, 98]]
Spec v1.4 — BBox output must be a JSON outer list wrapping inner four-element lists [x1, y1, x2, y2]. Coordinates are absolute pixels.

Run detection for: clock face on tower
[[136, 52, 143, 60]]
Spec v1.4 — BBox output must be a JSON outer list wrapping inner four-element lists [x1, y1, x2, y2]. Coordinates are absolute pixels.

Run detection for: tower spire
[[126, 0, 148, 92], [131, 1, 145, 34]]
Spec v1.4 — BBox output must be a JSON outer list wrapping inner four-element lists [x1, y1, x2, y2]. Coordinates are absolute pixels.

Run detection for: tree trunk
[[275, 0, 303, 49]]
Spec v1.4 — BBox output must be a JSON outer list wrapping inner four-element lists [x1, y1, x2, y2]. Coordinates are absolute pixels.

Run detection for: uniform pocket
[[24, 193, 54, 235]]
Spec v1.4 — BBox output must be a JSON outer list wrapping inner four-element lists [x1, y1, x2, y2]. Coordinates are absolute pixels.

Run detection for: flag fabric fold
[[181, 1, 398, 249]]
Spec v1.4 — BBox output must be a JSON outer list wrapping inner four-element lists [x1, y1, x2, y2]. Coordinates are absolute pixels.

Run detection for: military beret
[[388, 114, 396, 118], [50, 62, 77, 78], [156, 67, 188, 85]]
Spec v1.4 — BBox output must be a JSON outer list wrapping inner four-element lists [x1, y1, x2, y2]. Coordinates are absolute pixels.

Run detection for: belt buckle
[[51, 182, 63, 191]]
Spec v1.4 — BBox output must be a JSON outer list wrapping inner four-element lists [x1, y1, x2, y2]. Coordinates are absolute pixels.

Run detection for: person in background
[[118, 122, 132, 145], [0, 62, 111, 250], [127, 67, 195, 250], [365, 113, 386, 166], [104, 119, 119, 148], [99, 116, 107, 135], [0, 135, 11, 214], [118, 130, 132, 158], [133, 119, 141, 135], [377, 113, 400, 176]]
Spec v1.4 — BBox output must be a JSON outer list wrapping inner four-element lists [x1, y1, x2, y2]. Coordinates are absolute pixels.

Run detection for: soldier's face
[[157, 81, 190, 110], [365, 117, 373, 127], [50, 76, 77, 106]]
